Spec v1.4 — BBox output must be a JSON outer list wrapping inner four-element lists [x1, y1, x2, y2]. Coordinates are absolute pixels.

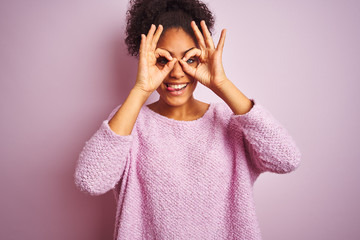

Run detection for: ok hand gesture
[[134, 24, 177, 94], [179, 20, 228, 91]]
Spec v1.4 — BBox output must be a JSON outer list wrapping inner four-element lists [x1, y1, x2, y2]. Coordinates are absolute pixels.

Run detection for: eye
[[186, 58, 197, 65], [157, 57, 168, 66]]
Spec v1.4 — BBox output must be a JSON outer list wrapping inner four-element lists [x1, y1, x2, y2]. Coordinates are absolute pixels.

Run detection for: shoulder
[[105, 104, 122, 121], [208, 99, 265, 127], [210, 102, 233, 119], [105, 103, 151, 121], [204, 102, 234, 128]]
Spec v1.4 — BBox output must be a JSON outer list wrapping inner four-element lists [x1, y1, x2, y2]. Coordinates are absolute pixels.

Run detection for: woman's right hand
[[134, 24, 177, 94]]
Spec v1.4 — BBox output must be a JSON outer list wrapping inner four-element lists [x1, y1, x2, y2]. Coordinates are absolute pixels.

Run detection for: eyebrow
[[167, 47, 195, 57]]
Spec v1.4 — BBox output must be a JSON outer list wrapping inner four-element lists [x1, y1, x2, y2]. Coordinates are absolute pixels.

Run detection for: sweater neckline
[[143, 103, 214, 125]]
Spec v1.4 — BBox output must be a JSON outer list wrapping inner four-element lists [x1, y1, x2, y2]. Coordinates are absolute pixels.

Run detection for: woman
[[74, 0, 301, 239]]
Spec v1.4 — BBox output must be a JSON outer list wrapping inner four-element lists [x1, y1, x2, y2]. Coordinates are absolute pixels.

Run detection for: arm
[[179, 20, 253, 115], [108, 87, 150, 135], [109, 24, 176, 136], [180, 21, 301, 173], [74, 24, 176, 195], [74, 119, 133, 196], [230, 100, 301, 174], [211, 79, 254, 115]]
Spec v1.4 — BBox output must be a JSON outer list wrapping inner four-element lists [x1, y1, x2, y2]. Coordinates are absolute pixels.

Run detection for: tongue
[[167, 86, 182, 91]]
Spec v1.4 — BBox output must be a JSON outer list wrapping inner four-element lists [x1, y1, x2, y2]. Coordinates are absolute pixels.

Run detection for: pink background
[[1, 0, 359, 239]]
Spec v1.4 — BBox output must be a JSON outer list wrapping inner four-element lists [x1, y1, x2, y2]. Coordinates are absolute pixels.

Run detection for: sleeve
[[230, 99, 301, 174], [74, 105, 133, 196]]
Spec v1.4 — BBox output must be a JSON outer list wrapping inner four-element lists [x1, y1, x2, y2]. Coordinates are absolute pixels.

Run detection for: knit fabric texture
[[74, 99, 301, 240]]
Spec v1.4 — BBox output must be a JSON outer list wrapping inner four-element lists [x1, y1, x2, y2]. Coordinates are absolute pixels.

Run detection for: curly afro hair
[[125, 0, 215, 57]]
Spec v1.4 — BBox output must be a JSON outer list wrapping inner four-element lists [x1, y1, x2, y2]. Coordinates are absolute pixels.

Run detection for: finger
[[200, 20, 215, 49], [191, 21, 206, 50], [139, 34, 147, 60], [216, 29, 227, 52], [146, 24, 156, 49], [162, 58, 177, 74], [151, 25, 163, 51], [155, 48, 173, 61], [182, 48, 201, 61], [179, 59, 197, 77]]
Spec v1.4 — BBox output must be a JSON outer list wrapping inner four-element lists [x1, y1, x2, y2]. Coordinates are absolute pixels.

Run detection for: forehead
[[157, 28, 197, 56]]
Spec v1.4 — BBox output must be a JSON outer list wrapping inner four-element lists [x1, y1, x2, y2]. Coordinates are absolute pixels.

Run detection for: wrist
[[210, 78, 232, 94], [131, 86, 152, 100]]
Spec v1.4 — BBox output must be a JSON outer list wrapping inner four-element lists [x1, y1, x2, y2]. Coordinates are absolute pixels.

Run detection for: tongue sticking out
[[166, 84, 187, 91]]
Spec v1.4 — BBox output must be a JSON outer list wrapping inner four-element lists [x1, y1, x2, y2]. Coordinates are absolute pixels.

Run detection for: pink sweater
[[74, 99, 301, 240]]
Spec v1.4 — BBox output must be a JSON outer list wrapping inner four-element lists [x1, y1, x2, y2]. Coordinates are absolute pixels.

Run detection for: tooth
[[167, 83, 187, 89]]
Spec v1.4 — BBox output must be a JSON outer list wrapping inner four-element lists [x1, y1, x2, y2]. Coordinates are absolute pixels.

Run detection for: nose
[[170, 60, 185, 79]]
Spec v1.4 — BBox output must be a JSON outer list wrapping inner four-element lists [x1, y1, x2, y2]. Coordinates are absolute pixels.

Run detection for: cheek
[[187, 74, 196, 84], [188, 79, 198, 92], [156, 82, 167, 95]]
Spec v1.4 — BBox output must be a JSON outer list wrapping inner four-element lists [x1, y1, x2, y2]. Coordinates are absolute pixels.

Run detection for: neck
[[148, 96, 208, 121]]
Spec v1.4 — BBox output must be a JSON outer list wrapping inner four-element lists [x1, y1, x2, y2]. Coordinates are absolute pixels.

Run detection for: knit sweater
[[74, 99, 301, 240]]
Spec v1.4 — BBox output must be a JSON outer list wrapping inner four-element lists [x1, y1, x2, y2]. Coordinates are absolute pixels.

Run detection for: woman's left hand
[[179, 20, 229, 90]]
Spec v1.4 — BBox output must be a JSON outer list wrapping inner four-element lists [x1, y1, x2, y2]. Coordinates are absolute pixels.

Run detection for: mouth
[[164, 83, 189, 94]]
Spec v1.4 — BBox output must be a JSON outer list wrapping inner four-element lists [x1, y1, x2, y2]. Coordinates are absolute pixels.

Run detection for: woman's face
[[155, 28, 199, 107]]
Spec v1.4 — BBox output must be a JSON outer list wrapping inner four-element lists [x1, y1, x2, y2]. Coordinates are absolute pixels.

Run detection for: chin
[[157, 94, 191, 107]]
